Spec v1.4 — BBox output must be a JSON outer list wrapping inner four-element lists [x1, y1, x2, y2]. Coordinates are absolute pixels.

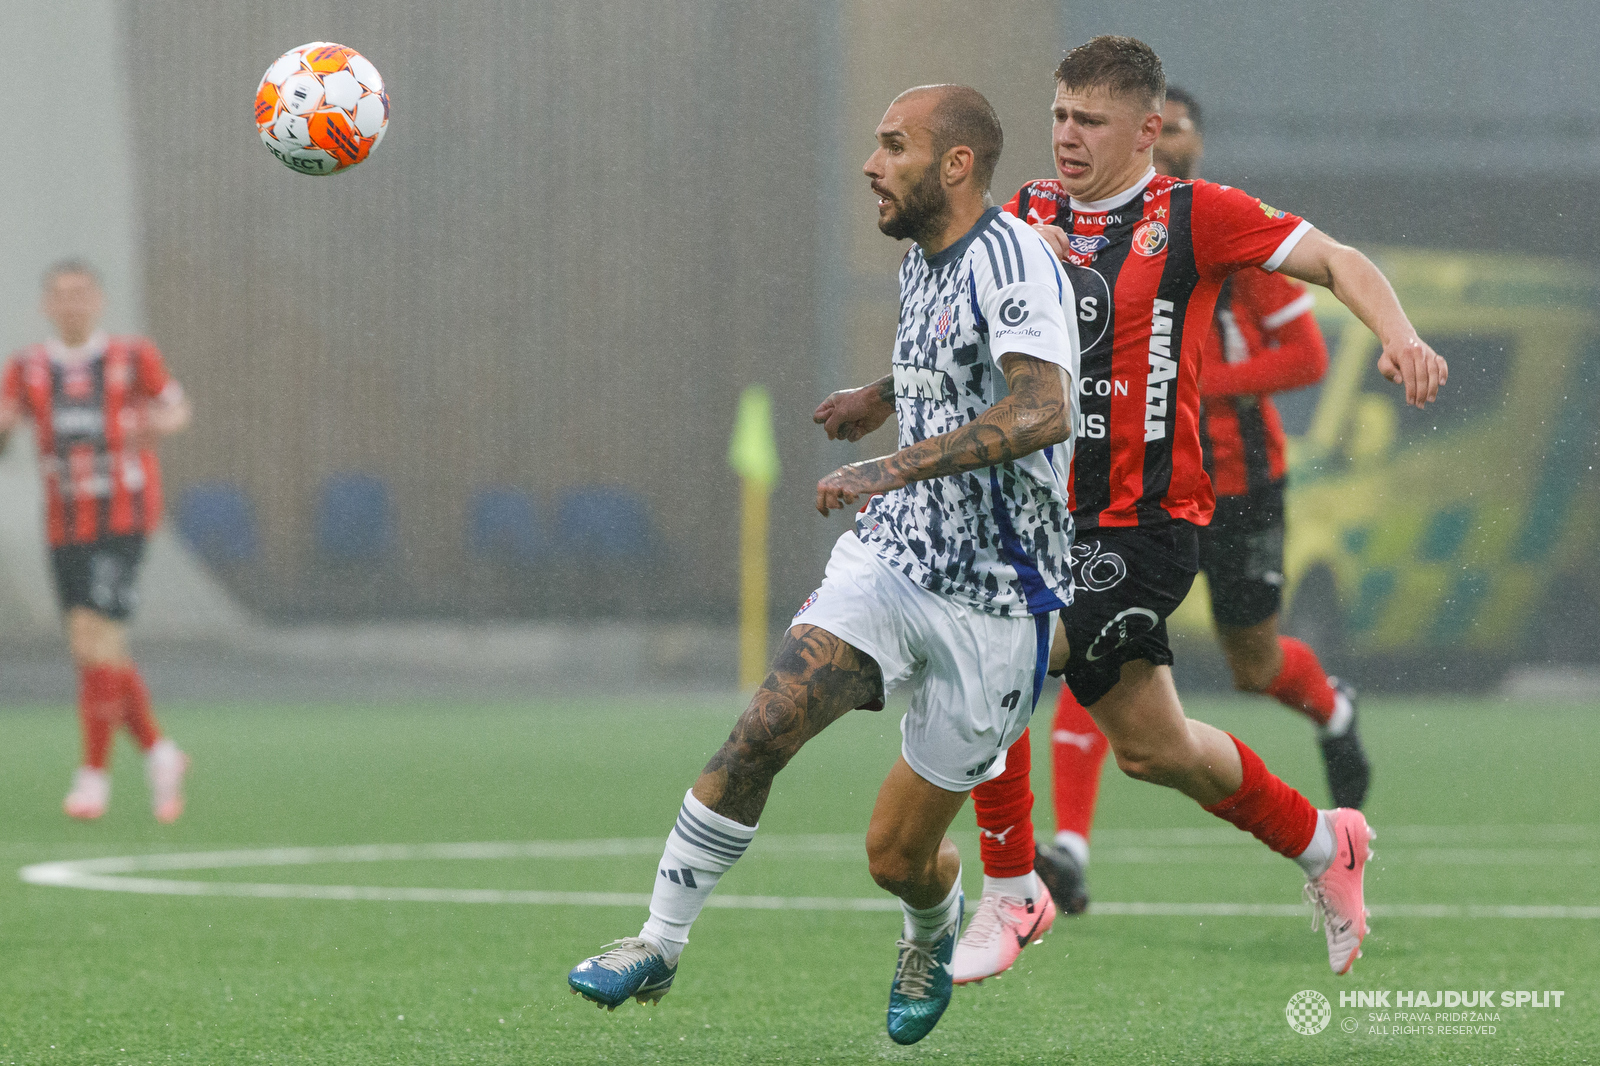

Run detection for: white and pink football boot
[[951, 880, 1056, 985], [64, 766, 110, 820], [146, 739, 189, 824], [1304, 807, 1374, 974]]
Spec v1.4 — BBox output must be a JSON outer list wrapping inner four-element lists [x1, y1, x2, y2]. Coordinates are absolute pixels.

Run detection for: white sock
[[982, 871, 1038, 900], [639, 790, 757, 964], [901, 869, 963, 942], [1319, 685, 1354, 738], [1294, 810, 1337, 877], [1054, 830, 1090, 868], [145, 738, 181, 769]]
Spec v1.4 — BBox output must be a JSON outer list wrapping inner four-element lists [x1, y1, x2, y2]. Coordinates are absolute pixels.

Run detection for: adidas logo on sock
[[660, 867, 698, 888]]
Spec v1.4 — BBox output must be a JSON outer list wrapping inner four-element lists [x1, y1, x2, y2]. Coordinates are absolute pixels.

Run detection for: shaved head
[[893, 84, 1003, 192]]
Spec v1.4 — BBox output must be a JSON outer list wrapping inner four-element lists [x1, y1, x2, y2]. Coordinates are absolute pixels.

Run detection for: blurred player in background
[[570, 84, 1078, 1046], [952, 37, 1446, 985], [0, 261, 192, 823], [1030, 85, 1372, 925]]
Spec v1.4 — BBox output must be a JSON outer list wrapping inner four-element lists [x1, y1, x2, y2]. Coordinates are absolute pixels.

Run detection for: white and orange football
[[255, 42, 389, 175]]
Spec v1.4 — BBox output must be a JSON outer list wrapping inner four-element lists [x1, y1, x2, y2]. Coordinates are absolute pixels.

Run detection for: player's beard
[[878, 161, 950, 245]]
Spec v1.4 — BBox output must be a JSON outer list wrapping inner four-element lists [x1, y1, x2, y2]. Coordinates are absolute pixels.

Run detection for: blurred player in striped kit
[[1027, 84, 1373, 924], [0, 262, 192, 822]]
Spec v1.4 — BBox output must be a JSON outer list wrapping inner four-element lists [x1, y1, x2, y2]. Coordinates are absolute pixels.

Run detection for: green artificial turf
[[0, 691, 1594, 1064]]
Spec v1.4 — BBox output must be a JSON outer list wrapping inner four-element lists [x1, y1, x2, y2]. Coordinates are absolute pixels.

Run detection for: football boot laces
[[892, 938, 941, 1000], [589, 938, 663, 972]]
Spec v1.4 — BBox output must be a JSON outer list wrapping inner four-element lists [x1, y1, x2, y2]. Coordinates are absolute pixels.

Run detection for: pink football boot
[[951, 880, 1056, 984], [146, 740, 189, 824], [64, 767, 110, 820], [1304, 808, 1374, 975]]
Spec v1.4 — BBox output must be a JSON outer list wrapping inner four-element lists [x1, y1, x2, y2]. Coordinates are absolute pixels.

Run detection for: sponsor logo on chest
[[53, 407, 105, 436], [1145, 298, 1177, 442], [895, 364, 953, 403], [1068, 234, 1110, 258]]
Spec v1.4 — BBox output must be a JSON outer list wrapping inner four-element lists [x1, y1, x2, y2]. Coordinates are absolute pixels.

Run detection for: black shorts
[[1198, 482, 1286, 630], [51, 534, 146, 621], [1055, 522, 1200, 707]]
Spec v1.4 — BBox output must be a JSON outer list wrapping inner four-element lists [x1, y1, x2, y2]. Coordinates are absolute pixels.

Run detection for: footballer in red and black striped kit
[[0, 261, 193, 824], [1005, 152, 1307, 532], [952, 37, 1447, 986], [994, 87, 1374, 979]]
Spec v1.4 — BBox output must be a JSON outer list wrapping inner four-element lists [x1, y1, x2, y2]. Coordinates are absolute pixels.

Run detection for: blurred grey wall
[[127, 1, 836, 620], [0, 2, 143, 351]]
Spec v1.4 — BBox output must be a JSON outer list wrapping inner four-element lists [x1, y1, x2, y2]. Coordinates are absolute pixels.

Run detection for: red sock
[[78, 665, 123, 769], [1263, 637, 1335, 726], [1050, 685, 1109, 840], [972, 729, 1036, 878], [1203, 734, 1318, 857], [120, 665, 162, 751]]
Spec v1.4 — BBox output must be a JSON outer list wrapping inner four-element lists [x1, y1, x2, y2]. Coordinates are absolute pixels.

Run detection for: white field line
[[15, 835, 1600, 919]]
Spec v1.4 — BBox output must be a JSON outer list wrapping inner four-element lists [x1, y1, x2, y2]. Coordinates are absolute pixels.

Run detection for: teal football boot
[[568, 938, 677, 1010], [886, 893, 962, 1045]]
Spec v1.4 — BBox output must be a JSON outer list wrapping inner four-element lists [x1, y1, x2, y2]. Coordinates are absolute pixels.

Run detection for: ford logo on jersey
[[999, 297, 1029, 327], [1068, 234, 1111, 256]]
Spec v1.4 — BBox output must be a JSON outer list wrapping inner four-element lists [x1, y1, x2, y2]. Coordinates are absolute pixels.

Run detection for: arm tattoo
[[866, 356, 1069, 488], [697, 625, 883, 826], [874, 374, 895, 404]]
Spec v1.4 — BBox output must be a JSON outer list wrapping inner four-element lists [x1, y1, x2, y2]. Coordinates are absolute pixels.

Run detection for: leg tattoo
[[697, 625, 882, 825]]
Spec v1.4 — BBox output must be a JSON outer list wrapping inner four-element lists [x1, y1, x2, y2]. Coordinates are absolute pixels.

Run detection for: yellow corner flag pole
[[728, 386, 781, 690]]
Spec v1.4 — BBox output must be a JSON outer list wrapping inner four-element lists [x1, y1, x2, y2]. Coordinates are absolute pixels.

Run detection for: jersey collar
[[919, 205, 1003, 270], [45, 330, 109, 365], [1068, 166, 1157, 215]]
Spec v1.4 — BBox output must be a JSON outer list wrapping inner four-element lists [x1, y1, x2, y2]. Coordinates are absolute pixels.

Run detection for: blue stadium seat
[[315, 473, 395, 562], [175, 482, 259, 564], [556, 485, 656, 559], [467, 487, 544, 564]]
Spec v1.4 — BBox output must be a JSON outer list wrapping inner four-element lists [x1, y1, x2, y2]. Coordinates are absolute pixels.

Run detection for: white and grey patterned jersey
[[856, 206, 1080, 617]]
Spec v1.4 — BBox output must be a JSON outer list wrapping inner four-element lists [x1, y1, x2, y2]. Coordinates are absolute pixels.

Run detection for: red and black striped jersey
[[2, 334, 175, 547], [1003, 169, 1310, 530], [1199, 269, 1327, 497]]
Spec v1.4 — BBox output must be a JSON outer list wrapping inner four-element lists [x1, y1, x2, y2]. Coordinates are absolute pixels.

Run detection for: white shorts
[[791, 532, 1052, 792]]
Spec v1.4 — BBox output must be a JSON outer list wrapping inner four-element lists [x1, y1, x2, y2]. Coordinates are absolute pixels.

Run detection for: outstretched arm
[[815, 353, 1072, 515], [1278, 229, 1447, 408], [813, 374, 895, 442]]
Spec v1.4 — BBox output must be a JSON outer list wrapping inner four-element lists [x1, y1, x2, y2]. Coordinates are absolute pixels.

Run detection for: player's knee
[[1112, 748, 1159, 783], [865, 832, 926, 895], [867, 854, 919, 896], [1112, 741, 1188, 787], [67, 614, 109, 666]]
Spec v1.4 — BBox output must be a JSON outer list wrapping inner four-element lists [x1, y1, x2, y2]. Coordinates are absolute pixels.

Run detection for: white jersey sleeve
[[970, 214, 1078, 376]]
